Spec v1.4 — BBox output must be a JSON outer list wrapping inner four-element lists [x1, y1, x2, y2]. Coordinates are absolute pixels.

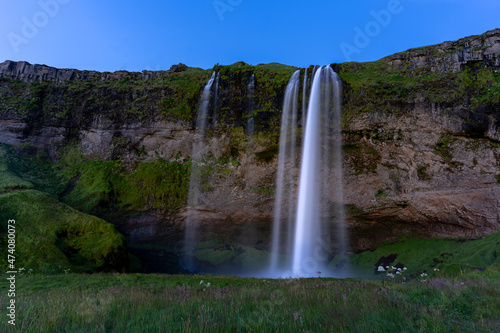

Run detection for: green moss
[[375, 189, 388, 199], [0, 149, 34, 193], [334, 58, 498, 116], [52, 144, 191, 215], [0, 190, 126, 273], [237, 246, 270, 271], [458, 66, 499, 107], [117, 157, 190, 212], [434, 134, 453, 162], [0, 144, 65, 196], [417, 164, 431, 181], [193, 248, 237, 266], [62, 160, 121, 214], [255, 145, 279, 164], [252, 188, 275, 195], [0, 144, 127, 273], [335, 231, 500, 279], [343, 142, 381, 174]]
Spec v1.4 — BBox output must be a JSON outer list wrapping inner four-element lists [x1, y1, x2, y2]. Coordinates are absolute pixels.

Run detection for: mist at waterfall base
[[182, 67, 348, 278]]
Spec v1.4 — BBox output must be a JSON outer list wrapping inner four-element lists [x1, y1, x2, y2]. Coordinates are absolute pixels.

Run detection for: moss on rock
[[0, 190, 127, 273], [0, 144, 127, 273]]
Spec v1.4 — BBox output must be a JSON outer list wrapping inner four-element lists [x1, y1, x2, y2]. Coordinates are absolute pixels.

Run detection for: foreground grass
[[0, 274, 499, 332]]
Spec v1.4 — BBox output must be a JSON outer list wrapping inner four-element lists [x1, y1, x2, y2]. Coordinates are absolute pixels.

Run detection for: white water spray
[[292, 66, 345, 277]]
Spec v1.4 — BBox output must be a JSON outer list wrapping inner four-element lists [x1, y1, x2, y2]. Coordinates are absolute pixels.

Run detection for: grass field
[[0, 272, 499, 332]]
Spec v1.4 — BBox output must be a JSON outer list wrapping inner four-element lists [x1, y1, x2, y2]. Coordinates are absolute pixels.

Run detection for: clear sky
[[0, 0, 499, 72]]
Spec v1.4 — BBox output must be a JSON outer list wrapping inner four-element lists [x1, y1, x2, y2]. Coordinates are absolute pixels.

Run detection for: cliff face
[[1, 30, 500, 262], [387, 28, 500, 73], [0, 60, 179, 84]]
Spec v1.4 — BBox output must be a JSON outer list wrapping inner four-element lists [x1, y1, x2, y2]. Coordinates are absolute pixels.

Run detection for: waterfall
[[269, 70, 300, 272], [213, 72, 220, 129], [246, 73, 255, 137], [292, 65, 345, 277], [311, 65, 320, 80], [189, 71, 216, 205], [269, 66, 346, 277], [183, 71, 216, 272]]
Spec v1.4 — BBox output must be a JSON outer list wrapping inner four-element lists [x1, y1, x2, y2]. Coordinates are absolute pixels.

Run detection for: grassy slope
[[0, 273, 498, 332], [0, 144, 127, 273], [332, 232, 500, 280]]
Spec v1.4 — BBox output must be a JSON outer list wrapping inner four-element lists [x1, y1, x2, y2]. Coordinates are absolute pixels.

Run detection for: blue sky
[[0, 0, 499, 72]]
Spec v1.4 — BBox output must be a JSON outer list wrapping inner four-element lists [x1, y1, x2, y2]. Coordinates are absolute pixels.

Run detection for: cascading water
[[269, 70, 300, 272], [183, 71, 216, 272], [269, 66, 346, 277], [293, 65, 345, 277]]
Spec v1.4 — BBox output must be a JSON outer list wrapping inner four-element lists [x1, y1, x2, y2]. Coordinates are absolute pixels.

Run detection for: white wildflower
[[377, 266, 385, 272]]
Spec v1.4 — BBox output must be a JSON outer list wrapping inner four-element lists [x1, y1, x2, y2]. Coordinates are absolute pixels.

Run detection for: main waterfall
[[269, 66, 347, 277]]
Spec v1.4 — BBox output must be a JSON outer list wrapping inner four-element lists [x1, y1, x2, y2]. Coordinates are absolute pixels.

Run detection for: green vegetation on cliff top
[[1, 58, 498, 139], [337, 59, 500, 115]]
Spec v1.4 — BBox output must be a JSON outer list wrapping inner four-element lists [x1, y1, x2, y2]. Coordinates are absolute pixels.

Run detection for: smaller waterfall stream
[[269, 70, 300, 272], [183, 71, 217, 272]]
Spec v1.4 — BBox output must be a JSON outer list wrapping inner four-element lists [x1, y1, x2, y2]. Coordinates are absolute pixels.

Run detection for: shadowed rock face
[[1, 30, 500, 256]]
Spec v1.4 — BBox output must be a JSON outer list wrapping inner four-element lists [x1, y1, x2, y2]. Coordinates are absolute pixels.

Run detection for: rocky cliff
[[1, 29, 499, 271], [387, 28, 500, 73], [0, 60, 187, 84]]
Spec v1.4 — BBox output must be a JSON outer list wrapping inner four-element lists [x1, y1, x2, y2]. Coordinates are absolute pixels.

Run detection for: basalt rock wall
[[1, 30, 500, 252]]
